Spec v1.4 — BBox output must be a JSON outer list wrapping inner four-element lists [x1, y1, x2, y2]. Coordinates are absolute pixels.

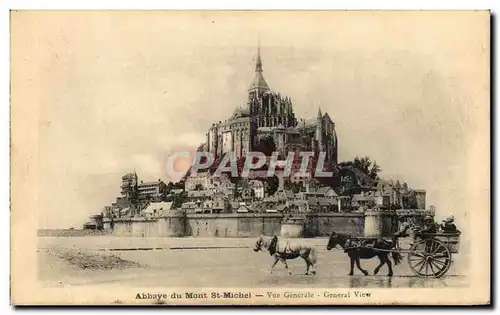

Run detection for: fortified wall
[[102, 211, 402, 238], [39, 209, 433, 238]]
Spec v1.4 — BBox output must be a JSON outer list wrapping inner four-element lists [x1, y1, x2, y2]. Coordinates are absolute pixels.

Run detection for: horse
[[326, 231, 402, 277], [253, 235, 317, 275]]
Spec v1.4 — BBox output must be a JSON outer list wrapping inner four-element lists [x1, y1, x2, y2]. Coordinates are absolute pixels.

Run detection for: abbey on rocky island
[[202, 45, 338, 168]]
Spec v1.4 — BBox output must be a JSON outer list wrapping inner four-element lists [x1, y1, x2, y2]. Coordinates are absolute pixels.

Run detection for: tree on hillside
[[353, 156, 382, 180], [369, 163, 381, 180], [267, 175, 280, 196]]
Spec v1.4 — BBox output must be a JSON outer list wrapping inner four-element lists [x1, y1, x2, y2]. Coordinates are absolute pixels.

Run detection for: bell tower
[[315, 107, 324, 152]]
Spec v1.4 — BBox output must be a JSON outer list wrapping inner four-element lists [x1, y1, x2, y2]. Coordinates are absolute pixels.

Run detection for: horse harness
[[345, 237, 393, 251], [271, 238, 300, 259]]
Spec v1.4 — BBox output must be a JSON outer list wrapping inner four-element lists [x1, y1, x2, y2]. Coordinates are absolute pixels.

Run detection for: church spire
[[248, 40, 269, 92], [317, 107, 323, 119]]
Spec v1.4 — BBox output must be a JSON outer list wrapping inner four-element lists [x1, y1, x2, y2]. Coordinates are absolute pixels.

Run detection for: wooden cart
[[406, 231, 461, 278]]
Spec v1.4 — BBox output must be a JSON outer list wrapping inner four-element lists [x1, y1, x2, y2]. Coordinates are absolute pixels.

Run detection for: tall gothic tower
[[315, 107, 324, 152], [247, 44, 297, 133]]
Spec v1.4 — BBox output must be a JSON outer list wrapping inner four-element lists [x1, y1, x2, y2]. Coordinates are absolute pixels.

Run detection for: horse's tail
[[391, 251, 403, 265]]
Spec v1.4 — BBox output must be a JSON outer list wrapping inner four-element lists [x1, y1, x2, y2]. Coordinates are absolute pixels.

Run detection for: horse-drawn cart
[[326, 230, 462, 279], [406, 231, 461, 278]]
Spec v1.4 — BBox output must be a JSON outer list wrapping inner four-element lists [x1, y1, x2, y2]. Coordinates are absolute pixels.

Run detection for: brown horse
[[326, 231, 402, 276], [253, 235, 317, 275]]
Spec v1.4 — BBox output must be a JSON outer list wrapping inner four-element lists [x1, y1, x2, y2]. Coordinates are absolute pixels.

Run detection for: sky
[[11, 11, 489, 229]]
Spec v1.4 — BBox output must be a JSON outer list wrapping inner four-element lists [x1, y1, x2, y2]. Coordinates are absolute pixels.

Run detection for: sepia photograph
[[10, 10, 490, 305]]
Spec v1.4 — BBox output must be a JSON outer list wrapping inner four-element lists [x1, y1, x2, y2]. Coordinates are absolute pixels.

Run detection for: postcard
[[11, 10, 490, 305]]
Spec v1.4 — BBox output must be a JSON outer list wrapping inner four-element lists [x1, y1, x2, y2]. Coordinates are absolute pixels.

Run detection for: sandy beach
[[37, 236, 470, 289]]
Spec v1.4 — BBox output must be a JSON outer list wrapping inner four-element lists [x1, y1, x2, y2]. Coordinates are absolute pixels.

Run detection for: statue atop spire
[[256, 38, 263, 72]]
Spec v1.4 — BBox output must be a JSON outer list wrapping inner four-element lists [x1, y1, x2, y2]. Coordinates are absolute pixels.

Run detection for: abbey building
[[204, 46, 338, 167]]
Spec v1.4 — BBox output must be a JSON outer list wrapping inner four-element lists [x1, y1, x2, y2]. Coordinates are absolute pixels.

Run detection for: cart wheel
[[408, 238, 452, 278]]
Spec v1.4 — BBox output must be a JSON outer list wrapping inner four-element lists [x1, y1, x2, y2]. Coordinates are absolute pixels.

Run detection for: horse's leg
[[355, 257, 369, 276], [348, 256, 355, 276], [305, 259, 310, 275], [300, 247, 316, 275], [269, 257, 279, 274], [302, 256, 310, 275], [280, 258, 291, 275], [373, 254, 385, 275], [309, 259, 316, 275], [386, 254, 393, 277], [305, 257, 316, 275], [306, 248, 317, 275]]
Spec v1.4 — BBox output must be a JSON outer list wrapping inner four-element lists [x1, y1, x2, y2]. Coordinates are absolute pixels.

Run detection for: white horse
[[253, 235, 317, 275]]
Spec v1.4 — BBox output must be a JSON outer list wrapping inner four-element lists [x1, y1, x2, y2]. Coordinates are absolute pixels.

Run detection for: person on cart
[[439, 215, 458, 233], [392, 216, 412, 249], [418, 215, 438, 236], [416, 215, 439, 253]]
